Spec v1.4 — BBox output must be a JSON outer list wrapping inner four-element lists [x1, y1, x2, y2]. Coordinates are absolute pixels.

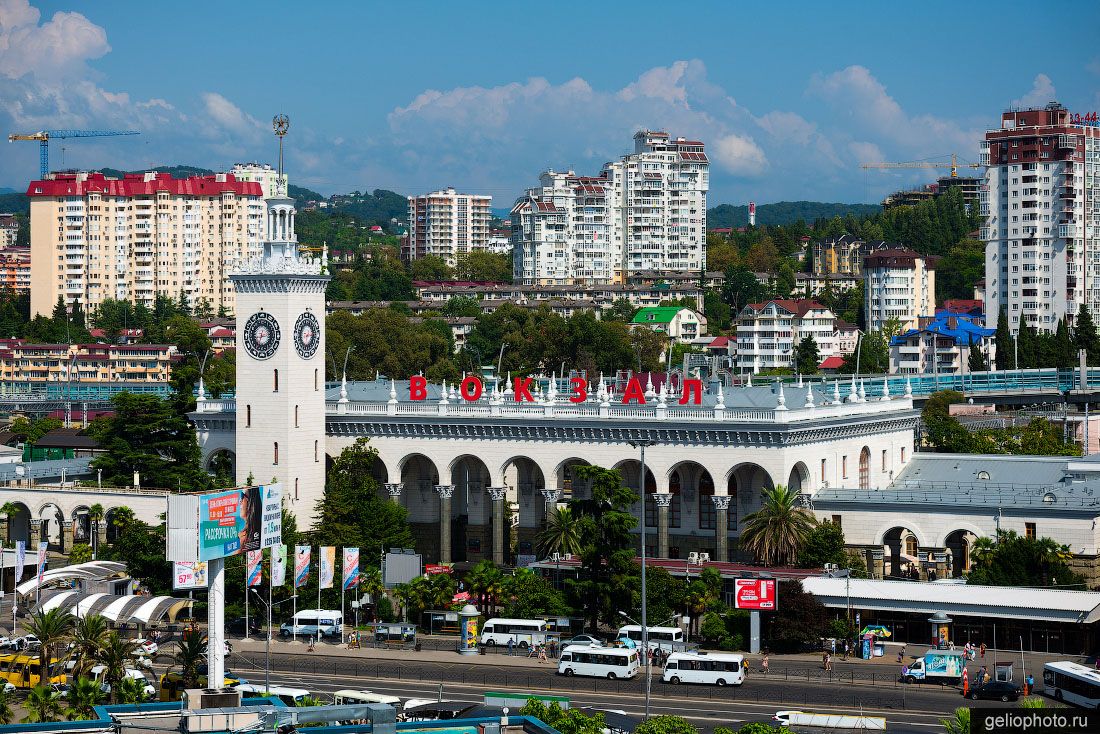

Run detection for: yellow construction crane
[[860, 153, 982, 178]]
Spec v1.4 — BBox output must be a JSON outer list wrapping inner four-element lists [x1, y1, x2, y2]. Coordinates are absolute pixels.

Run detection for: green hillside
[[708, 201, 880, 228]]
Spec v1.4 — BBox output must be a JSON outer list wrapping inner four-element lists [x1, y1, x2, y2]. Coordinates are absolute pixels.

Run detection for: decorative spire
[[881, 378, 891, 401], [804, 384, 816, 409], [776, 381, 787, 411], [658, 379, 668, 406], [439, 380, 449, 405], [599, 374, 610, 408], [339, 369, 349, 404], [715, 382, 726, 410], [645, 374, 656, 401], [832, 379, 842, 405], [746, 374, 753, 387], [388, 378, 397, 404], [904, 377, 913, 398], [449, 382, 458, 401], [858, 379, 867, 402], [196, 376, 207, 403], [547, 373, 558, 405], [797, 373, 804, 387], [849, 372, 859, 403], [504, 372, 514, 397]]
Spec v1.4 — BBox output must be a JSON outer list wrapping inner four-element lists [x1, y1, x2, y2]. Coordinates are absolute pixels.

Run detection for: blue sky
[[2, 0, 1098, 205]]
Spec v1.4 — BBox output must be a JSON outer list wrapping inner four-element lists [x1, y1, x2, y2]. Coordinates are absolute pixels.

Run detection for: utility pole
[[629, 438, 655, 720]]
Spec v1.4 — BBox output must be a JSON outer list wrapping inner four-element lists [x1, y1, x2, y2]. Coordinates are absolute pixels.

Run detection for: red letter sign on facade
[[460, 375, 483, 401], [409, 375, 427, 401], [569, 377, 588, 404], [679, 378, 702, 405], [734, 579, 777, 610], [513, 377, 535, 403], [621, 377, 646, 404]]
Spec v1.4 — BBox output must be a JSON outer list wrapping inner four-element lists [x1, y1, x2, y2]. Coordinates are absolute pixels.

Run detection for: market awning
[[31, 592, 193, 625]]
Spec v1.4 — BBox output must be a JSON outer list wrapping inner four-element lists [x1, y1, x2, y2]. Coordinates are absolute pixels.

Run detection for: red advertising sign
[[734, 578, 777, 610], [425, 564, 453, 575]]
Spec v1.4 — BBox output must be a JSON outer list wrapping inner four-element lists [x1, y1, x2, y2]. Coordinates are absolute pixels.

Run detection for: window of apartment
[[900, 447, 907, 464], [294, 405, 299, 428], [1025, 522, 1036, 540], [831, 515, 842, 528], [841, 456, 848, 479], [273, 442, 279, 465], [273, 369, 279, 392], [246, 405, 251, 427], [314, 440, 319, 463], [314, 369, 318, 391], [881, 449, 888, 472], [821, 458, 827, 483], [294, 478, 299, 500]]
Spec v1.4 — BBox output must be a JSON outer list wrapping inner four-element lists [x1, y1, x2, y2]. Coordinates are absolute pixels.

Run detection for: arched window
[[668, 471, 682, 528], [698, 471, 716, 530], [904, 535, 918, 557], [273, 442, 279, 465], [294, 478, 299, 500], [314, 440, 319, 462], [294, 405, 299, 428], [274, 369, 279, 392], [726, 476, 738, 531], [859, 447, 870, 489], [246, 405, 251, 427], [314, 369, 318, 391]]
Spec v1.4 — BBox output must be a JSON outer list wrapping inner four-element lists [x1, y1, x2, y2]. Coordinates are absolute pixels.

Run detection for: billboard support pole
[[750, 610, 761, 654], [208, 557, 225, 688]]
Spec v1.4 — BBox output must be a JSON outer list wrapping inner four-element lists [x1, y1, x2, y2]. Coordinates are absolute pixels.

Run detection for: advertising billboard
[[173, 561, 208, 590], [734, 578, 777, 610], [196, 485, 282, 562]]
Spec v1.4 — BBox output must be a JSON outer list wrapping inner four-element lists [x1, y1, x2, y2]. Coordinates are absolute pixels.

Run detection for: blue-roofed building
[[889, 314, 995, 375]]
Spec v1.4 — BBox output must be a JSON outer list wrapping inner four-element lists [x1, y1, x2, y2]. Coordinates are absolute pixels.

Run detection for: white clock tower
[[231, 115, 329, 526]]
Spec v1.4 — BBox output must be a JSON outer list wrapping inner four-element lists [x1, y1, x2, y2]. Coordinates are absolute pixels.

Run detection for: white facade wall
[[735, 301, 839, 373], [407, 188, 492, 267], [230, 163, 287, 199]]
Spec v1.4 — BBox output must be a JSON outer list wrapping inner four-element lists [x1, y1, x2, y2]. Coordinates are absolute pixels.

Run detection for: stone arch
[[5, 502, 31, 545], [880, 525, 927, 579], [104, 507, 126, 544], [667, 461, 715, 538], [399, 453, 441, 523], [787, 462, 811, 493], [859, 446, 871, 489], [726, 463, 775, 525], [944, 528, 981, 577], [206, 448, 235, 474], [370, 455, 389, 496], [503, 456, 547, 558], [70, 505, 92, 547], [614, 459, 657, 535], [38, 502, 65, 551], [450, 455, 492, 562], [555, 457, 593, 501]]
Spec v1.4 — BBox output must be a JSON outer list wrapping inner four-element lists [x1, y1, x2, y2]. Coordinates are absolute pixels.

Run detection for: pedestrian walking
[[762, 653, 770, 675], [1026, 673, 1034, 695], [825, 652, 832, 672], [962, 668, 970, 698], [842, 640, 850, 661], [307, 636, 316, 653], [508, 637, 515, 656], [823, 649, 829, 670], [979, 642, 986, 659], [537, 645, 548, 664]]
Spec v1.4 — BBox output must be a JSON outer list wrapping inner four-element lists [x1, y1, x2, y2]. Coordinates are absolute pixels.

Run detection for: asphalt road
[[225, 649, 1002, 733]]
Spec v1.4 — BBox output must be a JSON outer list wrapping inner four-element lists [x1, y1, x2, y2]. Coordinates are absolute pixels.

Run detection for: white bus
[[480, 618, 551, 649], [279, 609, 343, 640], [616, 625, 684, 652], [662, 651, 745, 687], [333, 689, 403, 713], [1043, 661, 1100, 708], [558, 644, 640, 680], [236, 684, 312, 707]]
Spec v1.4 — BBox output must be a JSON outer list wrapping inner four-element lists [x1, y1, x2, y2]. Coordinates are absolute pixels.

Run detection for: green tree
[[995, 307, 1015, 370], [797, 522, 849, 569], [409, 255, 455, 281], [940, 708, 970, 734], [838, 327, 892, 374], [634, 715, 698, 734], [966, 529, 1084, 587], [634, 566, 685, 629], [603, 299, 639, 323], [170, 631, 206, 691], [501, 568, 568, 619], [0, 687, 12, 724], [464, 559, 506, 613], [88, 503, 105, 559], [69, 543, 93, 563], [766, 579, 828, 653], [89, 393, 211, 491], [100, 516, 171, 594], [70, 614, 109, 678], [23, 685, 63, 723], [1052, 318, 1075, 369], [739, 485, 817, 566], [537, 506, 582, 559], [566, 465, 639, 632], [0, 502, 17, 543], [115, 676, 148, 704], [721, 266, 767, 313], [454, 251, 512, 283], [518, 699, 604, 734], [65, 677, 104, 719], [793, 335, 820, 374], [1075, 304, 1100, 366], [967, 338, 988, 372], [98, 631, 141, 703], [313, 438, 413, 560], [24, 607, 75, 684], [442, 296, 483, 318]]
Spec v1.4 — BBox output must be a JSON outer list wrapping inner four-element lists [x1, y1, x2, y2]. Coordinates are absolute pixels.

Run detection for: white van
[[616, 625, 684, 652], [333, 689, 403, 712], [279, 609, 343, 640], [88, 665, 156, 700], [557, 644, 640, 680], [237, 684, 312, 707], [663, 651, 745, 686], [479, 618, 551, 649]]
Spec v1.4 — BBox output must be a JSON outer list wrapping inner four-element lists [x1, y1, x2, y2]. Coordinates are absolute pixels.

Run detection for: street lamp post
[[250, 588, 294, 694], [628, 438, 655, 720]]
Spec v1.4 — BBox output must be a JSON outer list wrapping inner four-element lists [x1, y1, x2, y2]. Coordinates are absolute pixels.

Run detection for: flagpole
[[244, 554, 249, 641], [341, 558, 345, 645]]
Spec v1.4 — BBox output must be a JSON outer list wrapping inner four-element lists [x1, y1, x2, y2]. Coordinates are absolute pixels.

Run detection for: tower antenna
[[272, 114, 289, 195]]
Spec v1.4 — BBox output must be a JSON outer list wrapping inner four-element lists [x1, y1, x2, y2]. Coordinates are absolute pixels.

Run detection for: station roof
[[16, 560, 127, 598], [35, 590, 193, 624], [802, 577, 1100, 624]]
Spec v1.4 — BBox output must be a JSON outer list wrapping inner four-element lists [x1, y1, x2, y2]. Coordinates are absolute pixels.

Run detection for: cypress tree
[[995, 307, 1015, 370], [1053, 318, 1075, 370], [1017, 323, 1038, 369], [1075, 304, 1100, 366], [967, 337, 987, 372]]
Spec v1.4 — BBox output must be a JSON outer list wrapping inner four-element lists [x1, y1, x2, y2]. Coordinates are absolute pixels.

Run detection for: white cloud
[[712, 134, 767, 176], [1012, 74, 1057, 108], [0, 0, 109, 80], [201, 92, 263, 137]]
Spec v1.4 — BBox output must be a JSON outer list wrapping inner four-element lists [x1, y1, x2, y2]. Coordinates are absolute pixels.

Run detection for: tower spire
[[273, 114, 289, 196]]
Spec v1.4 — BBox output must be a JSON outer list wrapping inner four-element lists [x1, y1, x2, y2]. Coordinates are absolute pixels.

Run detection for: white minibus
[[557, 644, 640, 680], [616, 625, 684, 652], [333, 689, 404, 712], [663, 651, 745, 686], [236, 684, 312, 707], [479, 618, 551, 649], [279, 609, 343, 640], [1043, 661, 1100, 708]]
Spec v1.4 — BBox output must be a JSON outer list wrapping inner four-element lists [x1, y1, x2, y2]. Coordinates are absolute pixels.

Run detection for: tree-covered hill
[[708, 201, 880, 228]]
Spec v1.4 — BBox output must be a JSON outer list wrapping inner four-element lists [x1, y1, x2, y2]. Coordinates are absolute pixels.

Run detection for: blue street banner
[[342, 547, 359, 591], [15, 541, 24, 582], [294, 545, 310, 588], [246, 550, 263, 587], [271, 544, 287, 587], [35, 541, 47, 584], [319, 546, 335, 589]]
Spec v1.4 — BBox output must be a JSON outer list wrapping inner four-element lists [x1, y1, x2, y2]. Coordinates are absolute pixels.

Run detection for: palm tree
[[940, 707, 970, 734], [116, 676, 147, 704], [969, 536, 997, 568], [170, 631, 206, 691], [65, 677, 103, 720], [23, 685, 63, 723], [97, 631, 140, 703], [24, 607, 75, 684], [536, 506, 582, 559], [358, 566, 384, 622], [0, 687, 13, 725], [738, 485, 817, 566], [0, 502, 17, 543], [464, 559, 504, 613], [88, 503, 104, 559], [70, 614, 109, 678]]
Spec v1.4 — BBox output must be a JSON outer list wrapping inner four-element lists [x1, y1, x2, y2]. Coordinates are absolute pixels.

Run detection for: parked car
[[0, 636, 12, 649], [968, 680, 1022, 702], [228, 617, 261, 636], [132, 638, 158, 656], [12, 634, 40, 651], [50, 682, 70, 698], [561, 635, 604, 648]]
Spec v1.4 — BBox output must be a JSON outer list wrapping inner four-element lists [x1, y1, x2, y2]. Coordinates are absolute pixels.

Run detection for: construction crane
[[8, 129, 140, 178], [860, 153, 982, 178]]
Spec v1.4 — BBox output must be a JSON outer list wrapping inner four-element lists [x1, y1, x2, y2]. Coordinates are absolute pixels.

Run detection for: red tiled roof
[[709, 336, 732, 347], [534, 201, 560, 212], [679, 151, 709, 162], [26, 172, 262, 198], [745, 299, 828, 318], [573, 184, 605, 195], [941, 299, 983, 312], [819, 356, 845, 369], [209, 327, 234, 337]]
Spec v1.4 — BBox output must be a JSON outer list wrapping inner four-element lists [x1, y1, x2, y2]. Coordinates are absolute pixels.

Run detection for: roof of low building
[[819, 356, 845, 369], [631, 306, 693, 324], [34, 427, 101, 450], [891, 314, 994, 346]]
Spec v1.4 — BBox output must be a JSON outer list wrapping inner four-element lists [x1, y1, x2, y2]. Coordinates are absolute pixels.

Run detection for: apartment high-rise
[[512, 130, 708, 284], [863, 248, 936, 332], [230, 163, 288, 199], [28, 171, 265, 317], [982, 102, 1100, 332], [405, 188, 492, 267]]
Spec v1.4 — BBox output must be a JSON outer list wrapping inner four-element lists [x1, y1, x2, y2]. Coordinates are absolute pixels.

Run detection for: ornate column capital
[[384, 483, 404, 497], [711, 495, 732, 511], [540, 489, 562, 505], [434, 484, 455, 500], [487, 487, 508, 502], [652, 492, 673, 508]]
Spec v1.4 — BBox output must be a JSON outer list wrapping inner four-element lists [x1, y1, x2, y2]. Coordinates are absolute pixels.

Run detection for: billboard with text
[[734, 578, 777, 610]]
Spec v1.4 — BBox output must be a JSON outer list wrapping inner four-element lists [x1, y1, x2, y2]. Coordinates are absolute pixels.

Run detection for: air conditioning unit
[[562, 554, 573, 561], [688, 552, 700, 564], [550, 553, 560, 562], [698, 552, 710, 563]]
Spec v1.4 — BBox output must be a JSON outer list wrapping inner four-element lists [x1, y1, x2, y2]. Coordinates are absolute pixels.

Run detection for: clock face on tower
[[294, 312, 320, 359], [243, 311, 281, 360]]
